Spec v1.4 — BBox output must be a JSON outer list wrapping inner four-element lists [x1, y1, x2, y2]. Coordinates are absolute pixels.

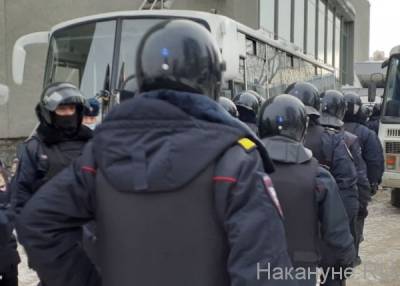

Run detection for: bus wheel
[[391, 188, 400, 208]]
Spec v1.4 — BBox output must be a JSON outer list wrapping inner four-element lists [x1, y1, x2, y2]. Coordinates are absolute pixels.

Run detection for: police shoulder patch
[[237, 138, 256, 152]]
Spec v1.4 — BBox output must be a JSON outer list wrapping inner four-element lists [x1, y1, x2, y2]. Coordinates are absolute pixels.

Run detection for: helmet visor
[[43, 88, 85, 111]]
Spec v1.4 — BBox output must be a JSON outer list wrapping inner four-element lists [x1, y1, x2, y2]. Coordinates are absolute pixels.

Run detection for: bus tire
[[391, 188, 400, 208]]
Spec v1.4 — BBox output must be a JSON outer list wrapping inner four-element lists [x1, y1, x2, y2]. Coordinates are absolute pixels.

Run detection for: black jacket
[[16, 90, 295, 286], [366, 117, 379, 135], [341, 130, 370, 212], [262, 136, 356, 269], [0, 210, 10, 247], [0, 181, 20, 272], [11, 125, 92, 215], [344, 121, 384, 185], [305, 121, 359, 220]]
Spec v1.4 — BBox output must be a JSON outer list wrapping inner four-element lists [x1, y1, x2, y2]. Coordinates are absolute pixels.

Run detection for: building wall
[[0, 0, 8, 139], [259, 0, 355, 85], [348, 0, 370, 61]]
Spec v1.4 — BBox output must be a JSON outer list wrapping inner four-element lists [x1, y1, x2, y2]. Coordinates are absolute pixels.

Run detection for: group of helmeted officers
[[0, 19, 384, 286]]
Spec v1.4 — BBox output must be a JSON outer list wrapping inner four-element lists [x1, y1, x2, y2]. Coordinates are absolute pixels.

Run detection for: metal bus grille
[[387, 129, 400, 137], [386, 142, 400, 154]]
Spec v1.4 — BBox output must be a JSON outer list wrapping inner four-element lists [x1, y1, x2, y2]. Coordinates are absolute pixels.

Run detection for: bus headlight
[[386, 155, 397, 170]]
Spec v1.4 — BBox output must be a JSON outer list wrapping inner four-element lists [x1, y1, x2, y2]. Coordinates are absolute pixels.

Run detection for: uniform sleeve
[[329, 134, 358, 194], [349, 139, 371, 211], [213, 146, 297, 286], [315, 167, 356, 267], [16, 143, 100, 286], [363, 130, 384, 185], [10, 142, 41, 215]]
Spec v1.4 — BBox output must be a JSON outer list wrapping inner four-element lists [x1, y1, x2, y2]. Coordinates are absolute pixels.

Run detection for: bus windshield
[[116, 19, 164, 94], [45, 20, 117, 98], [45, 17, 207, 101], [382, 56, 400, 123]]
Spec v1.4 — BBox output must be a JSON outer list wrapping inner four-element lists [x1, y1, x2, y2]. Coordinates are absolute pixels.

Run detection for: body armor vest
[[33, 139, 85, 191], [96, 163, 230, 286], [269, 159, 320, 267]]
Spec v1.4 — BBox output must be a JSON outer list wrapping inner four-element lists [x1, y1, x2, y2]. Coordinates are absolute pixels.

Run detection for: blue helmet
[[84, 98, 100, 117]]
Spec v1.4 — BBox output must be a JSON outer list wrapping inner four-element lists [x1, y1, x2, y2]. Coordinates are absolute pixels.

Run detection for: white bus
[[378, 45, 400, 207], [12, 10, 338, 114]]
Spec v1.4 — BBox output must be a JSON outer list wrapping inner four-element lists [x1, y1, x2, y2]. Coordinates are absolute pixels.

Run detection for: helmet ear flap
[[35, 102, 52, 125]]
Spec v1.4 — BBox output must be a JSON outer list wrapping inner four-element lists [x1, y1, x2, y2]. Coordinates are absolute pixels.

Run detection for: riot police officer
[[319, 90, 370, 268], [319, 90, 370, 213], [258, 94, 356, 286], [342, 92, 385, 263], [285, 82, 358, 216], [16, 20, 295, 286], [233, 91, 260, 133], [343, 92, 384, 194], [11, 82, 93, 215], [218, 96, 238, 117]]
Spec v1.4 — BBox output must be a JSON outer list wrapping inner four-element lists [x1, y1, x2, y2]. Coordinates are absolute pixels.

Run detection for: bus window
[[53, 66, 80, 87], [46, 20, 116, 98], [383, 57, 400, 118], [117, 19, 164, 94]]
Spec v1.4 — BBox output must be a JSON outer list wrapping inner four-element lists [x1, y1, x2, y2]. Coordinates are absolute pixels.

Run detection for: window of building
[[246, 38, 256, 55], [341, 23, 348, 83], [239, 57, 246, 83], [294, 0, 305, 50], [335, 16, 341, 72], [257, 41, 267, 60], [318, 0, 326, 62], [278, 0, 291, 42], [327, 9, 334, 65], [260, 0, 275, 37], [307, 0, 316, 57], [245, 37, 268, 95]]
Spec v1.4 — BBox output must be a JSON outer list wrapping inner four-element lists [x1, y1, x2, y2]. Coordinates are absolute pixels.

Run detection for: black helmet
[[233, 91, 260, 124], [258, 94, 308, 142], [36, 82, 85, 126], [357, 105, 371, 124], [343, 92, 362, 122], [372, 102, 381, 117], [247, 90, 265, 106], [285, 82, 320, 117], [320, 90, 346, 128], [218, 97, 238, 117], [84, 97, 101, 117], [233, 91, 260, 114], [136, 19, 225, 100]]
